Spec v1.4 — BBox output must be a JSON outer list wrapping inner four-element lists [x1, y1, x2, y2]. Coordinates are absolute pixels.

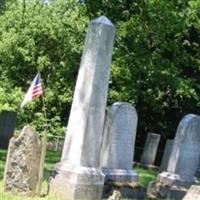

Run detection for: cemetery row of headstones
[[3, 16, 200, 200]]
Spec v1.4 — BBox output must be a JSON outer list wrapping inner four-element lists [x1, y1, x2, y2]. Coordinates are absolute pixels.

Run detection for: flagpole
[[36, 78, 48, 196]]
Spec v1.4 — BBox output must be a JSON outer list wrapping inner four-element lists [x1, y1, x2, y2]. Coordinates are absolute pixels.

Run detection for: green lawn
[[0, 149, 158, 200]]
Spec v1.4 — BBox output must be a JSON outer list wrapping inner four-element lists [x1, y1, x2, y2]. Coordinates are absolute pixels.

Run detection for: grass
[[135, 166, 158, 188], [0, 149, 159, 200]]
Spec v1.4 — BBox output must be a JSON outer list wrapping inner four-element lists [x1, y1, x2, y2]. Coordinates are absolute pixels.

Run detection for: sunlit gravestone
[[148, 114, 200, 199], [49, 16, 115, 200], [100, 102, 144, 199]]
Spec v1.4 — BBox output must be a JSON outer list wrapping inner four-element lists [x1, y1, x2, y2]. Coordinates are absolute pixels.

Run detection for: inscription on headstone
[[3, 126, 42, 195], [100, 102, 138, 175], [100, 102, 145, 199]]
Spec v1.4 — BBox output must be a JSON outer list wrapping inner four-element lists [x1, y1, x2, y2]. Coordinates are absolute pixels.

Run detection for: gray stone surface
[[100, 102, 138, 180], [140, 132, 160, 166], [100, 102, 138, 171], [0, 110, 17, 148], [100, 102, 142, 199], [167, 114, 200, 181], [183, 185, 200, 200], [160, 139, 174, 172], [147, 114, 200, 199], [3, 126, 42, 195], [49, 16, 115, 200]]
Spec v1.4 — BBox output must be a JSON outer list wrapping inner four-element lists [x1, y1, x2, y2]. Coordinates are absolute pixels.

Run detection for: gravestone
[[183, 185, 200, 200], [148, 114, 200, 199], [0, 110, 17, 148], [160, 139, 174, 172], [140, 132, 160, 166], [49, 16, 115, 200], [100, 102, 143, 198], [3, 126, 42, 195]]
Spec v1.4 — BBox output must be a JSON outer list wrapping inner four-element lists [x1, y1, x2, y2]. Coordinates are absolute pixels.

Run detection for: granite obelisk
[[49, 16, 115, 200]]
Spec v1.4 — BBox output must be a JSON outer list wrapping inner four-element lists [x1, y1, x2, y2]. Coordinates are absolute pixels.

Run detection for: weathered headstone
[[49, 16, 115, 200], [0, 110, 17, 148], [160, 139, 174, 172], [183, 185, 200, 200], [140, 132, 160, 166], [148, 114, 200, 199], [100, 102, 141, 198], [3, 126, 42, 195]]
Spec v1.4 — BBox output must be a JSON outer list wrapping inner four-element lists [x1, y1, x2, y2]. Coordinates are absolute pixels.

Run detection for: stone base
[[103, 180, 145, 199], [102, 168, 139, 182], [147, 172, 199, 199], [49, 162, 105, 200], [102, 168, 145, 199]]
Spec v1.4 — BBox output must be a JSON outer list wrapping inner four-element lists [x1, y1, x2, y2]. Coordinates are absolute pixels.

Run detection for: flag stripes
[[21, 72, 43, 108]]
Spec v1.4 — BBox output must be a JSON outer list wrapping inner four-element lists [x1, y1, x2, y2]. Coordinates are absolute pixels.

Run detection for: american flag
[[21, 72, 43, 108]]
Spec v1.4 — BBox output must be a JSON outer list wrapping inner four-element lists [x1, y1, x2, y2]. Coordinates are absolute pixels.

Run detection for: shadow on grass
[[135, 166, 158, 188], [44, 150, 62, 181]]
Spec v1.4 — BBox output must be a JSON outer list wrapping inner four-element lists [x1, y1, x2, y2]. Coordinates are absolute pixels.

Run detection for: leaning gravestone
[[0, 110, 17, 148], [140, 132, 160, 167], [160, 139, 174, 172], [3, 126, 42, 195], [182, 185, 200, 200], [49, 16, 115, 200], [100, 102, 144, 198], [148, 114, 200, 199]]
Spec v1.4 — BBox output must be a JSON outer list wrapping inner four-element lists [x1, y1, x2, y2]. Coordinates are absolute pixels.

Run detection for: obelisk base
[[49, 162, 105, 200], [147, 172, 199, 199]]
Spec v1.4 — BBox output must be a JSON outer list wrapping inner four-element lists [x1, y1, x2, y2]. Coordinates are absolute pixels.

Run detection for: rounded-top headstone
[[91, 16, 114, 26], [167, 114, 200, 179], [100, 102, 138, 170]]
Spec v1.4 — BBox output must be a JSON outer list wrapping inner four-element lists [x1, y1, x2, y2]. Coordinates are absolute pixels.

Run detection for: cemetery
[[0, 1, 199, 200]]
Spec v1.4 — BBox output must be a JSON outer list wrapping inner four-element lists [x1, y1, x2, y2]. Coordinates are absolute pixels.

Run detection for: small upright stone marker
[[49, 16, 115, 200], [160, 139, 174, 172], [148, 114, 200, 199], [140, 132, 160, 166], [3, 126, 42, 195]]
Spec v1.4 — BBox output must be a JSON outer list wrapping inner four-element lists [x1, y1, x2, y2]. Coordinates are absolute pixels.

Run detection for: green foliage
[[85, 0, 200, 144], [0, 0, 88, 135], [0, 0, 199, 143]]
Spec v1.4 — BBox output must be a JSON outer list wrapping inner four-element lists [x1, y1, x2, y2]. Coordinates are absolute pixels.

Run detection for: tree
[[0, 0, 88, 135]]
